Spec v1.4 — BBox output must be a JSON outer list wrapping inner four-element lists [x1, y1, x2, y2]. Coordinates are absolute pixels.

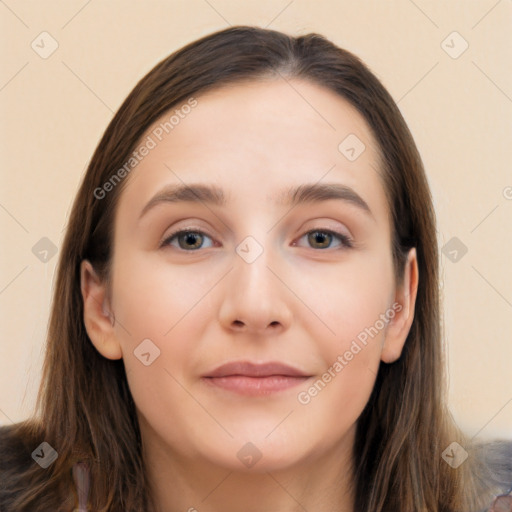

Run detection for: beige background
[[1, 1, 511, 440]]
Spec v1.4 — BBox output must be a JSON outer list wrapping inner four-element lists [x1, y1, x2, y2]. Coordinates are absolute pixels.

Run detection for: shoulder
[[477, 438, 512, 486], [0, 422, 78, 512], [472, 438, 512, 511], [0, 422, 34, 472], [0, 422, 41, 511]]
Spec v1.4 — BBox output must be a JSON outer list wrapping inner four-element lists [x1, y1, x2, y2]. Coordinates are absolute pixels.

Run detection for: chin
[[199, 436, 311, 474]]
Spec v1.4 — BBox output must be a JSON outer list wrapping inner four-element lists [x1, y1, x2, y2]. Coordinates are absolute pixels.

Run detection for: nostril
[[233, 320, 244, 327]]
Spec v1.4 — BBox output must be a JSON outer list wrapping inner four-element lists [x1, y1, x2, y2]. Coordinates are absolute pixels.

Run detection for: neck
[[141, 421, 356, 512]]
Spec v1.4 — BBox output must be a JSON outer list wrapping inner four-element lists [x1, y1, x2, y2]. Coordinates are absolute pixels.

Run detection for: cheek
[[295, 347, 379, 455], [110, 251, 210, 342], [109, 252, 214, 408], [291, 249, 394, 347], [292, 251, 393, 421], [110, 253, 211, 447]]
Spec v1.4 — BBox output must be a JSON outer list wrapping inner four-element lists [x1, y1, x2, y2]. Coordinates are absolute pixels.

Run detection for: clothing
[[1, 423, 511, 511]]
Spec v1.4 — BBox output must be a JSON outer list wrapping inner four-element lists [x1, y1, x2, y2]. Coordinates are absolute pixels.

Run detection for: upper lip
[[203, 361, 310, 378]]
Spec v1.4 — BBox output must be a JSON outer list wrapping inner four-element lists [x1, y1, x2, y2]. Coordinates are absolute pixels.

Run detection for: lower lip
[[202, 375, 310, 396]]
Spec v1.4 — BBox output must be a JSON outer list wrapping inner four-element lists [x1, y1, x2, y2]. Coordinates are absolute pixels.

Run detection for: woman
[[1, 25, 511, 512]]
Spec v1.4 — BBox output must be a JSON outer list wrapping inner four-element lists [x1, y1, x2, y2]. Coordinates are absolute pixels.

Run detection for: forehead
[[116, 77, 388, 227]]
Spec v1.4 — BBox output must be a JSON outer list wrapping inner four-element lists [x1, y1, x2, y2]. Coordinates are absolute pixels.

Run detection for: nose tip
[[218, 250, 293, 336]]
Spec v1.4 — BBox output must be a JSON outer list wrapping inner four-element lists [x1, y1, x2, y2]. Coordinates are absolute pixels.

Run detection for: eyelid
[[159, 225, 354, 251], [159, 225, 213, 248], [295, 228, 354, 249]]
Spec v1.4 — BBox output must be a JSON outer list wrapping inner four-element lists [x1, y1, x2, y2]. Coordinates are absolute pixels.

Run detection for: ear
[[381, 248, 419, 364], [80, 260, 123, 360]]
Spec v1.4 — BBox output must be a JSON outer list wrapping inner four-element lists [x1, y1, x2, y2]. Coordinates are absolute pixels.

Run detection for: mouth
[[201, 361, 312, 396]]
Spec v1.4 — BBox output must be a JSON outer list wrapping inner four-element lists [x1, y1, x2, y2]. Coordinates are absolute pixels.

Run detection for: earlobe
[[80, 260, 123, 360], [381, 248, 419, 364]]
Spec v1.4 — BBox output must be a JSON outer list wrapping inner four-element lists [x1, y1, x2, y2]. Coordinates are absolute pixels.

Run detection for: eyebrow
[[138, 182, 374, 220]]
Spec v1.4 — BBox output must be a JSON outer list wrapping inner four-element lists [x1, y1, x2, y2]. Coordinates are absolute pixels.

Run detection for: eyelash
[[159, 227, 354, 251]]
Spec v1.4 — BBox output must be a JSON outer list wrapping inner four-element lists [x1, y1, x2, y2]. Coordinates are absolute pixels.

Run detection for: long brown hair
[[5, 25, 494, 511]]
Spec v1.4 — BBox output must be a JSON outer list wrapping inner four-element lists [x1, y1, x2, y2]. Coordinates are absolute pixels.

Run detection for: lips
[[202, 361, 311, 396], [204, 361, 309, 378]]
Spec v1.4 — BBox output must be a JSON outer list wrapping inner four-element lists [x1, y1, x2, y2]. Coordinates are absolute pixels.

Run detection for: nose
[[217, 238, 293, 336]]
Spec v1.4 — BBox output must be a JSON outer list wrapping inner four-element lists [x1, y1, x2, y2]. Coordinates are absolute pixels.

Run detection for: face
[[81, 77, 418, 474]]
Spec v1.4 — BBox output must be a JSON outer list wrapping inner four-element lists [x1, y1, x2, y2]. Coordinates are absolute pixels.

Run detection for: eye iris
[[171, 230, 342, 250], [179, 232, 202, 250], [308, 231, 331, 248]]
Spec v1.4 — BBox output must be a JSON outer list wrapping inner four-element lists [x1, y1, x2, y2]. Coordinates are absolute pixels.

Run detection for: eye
[[160, 228, 353, 252], [294, 229, 353, 250], [160, 229, 215, 251]]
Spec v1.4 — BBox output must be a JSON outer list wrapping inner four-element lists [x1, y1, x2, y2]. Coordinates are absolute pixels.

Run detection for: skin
[[81, 77, 418, 512]]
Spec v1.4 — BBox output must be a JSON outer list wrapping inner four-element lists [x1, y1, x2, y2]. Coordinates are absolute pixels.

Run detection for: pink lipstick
[[202, 361, 311, 396]]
